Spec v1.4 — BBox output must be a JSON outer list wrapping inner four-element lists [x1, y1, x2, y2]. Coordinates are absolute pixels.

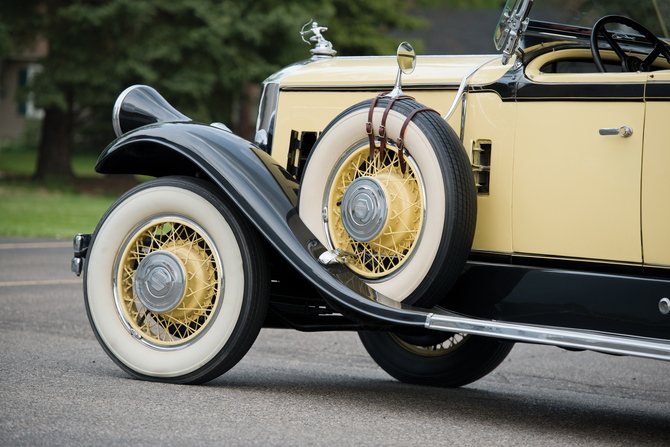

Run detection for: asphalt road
[[1, 237, 669, 446]]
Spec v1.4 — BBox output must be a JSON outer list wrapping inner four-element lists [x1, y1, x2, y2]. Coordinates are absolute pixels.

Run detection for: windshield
[[530, 0, 669, 38]]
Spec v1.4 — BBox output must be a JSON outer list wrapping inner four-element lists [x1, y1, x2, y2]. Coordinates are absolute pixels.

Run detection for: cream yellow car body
[[266, 48, 670, 270], [81, 9, 670, 385]]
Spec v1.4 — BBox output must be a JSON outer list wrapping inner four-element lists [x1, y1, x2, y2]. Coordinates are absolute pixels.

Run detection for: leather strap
[[379, 95, 413, 160], [367, 93, 388, 160], [397, 107, 439, 173]]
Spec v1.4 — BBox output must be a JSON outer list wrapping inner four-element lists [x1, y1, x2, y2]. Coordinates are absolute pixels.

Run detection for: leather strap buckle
[[378, 95, 413, 161], [366, 93, 388, 160], [365, 122, 373, 135]]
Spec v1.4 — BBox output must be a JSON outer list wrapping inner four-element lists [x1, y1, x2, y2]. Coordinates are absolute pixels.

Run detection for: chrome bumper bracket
[[71, 233, 92, 277]]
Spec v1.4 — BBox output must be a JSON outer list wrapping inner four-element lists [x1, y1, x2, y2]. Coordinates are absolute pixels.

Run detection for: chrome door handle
[[599, 126, 633, 137]]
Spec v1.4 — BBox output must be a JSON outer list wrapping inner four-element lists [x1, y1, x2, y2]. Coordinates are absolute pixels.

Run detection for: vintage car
[[71, 0, 670, 386]]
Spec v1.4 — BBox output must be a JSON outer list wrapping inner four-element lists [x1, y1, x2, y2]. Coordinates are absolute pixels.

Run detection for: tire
[[299, 98, 476, 307], [359, 330, 514, 387], [84, 176, 269, 384]]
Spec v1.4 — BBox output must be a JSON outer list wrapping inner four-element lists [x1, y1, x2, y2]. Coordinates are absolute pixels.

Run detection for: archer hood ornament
[[300, 21, 337, 58]]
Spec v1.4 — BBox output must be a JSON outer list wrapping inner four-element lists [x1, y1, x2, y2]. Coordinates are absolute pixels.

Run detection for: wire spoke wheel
[[115, 216, 221, 348], [299, 97, 476, 307], [389, 332, 469, 357], [85, 177, 269, 384], [359, 330, 514, 387], [326, 142, 425, 278]]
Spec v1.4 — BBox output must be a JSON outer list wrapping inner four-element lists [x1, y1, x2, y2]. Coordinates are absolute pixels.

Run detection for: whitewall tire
[[84, 177, 269, 384], [299, 98, 476, 308]]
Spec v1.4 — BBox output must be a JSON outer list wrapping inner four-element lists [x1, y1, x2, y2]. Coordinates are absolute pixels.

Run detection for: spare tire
[[298, 97, 476, 308]]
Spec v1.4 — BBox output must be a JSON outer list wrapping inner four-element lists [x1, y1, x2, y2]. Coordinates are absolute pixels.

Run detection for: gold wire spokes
[[326, 144, 424, 278], [390, 333, 470, 357], [116, 218, 221, 347]]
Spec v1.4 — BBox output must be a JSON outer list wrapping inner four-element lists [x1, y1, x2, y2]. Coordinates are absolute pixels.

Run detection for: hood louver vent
[[472, 140, 491, 195]]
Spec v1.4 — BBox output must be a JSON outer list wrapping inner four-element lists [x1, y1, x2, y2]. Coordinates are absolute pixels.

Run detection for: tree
[[0, 0, 423, 179]]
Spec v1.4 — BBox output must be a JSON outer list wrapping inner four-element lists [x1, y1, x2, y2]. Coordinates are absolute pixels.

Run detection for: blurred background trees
[[0, 0, 667, 179], [0, 0, 424, 178]]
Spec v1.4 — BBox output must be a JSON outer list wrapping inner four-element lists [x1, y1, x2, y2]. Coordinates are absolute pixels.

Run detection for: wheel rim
[[390, 332, 469, 357], [113, 214, 222, 349], [325, 141, 425, 278]]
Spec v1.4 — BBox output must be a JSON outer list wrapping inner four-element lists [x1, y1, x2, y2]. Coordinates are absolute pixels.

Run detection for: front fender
[[97, 122, 429, 327]]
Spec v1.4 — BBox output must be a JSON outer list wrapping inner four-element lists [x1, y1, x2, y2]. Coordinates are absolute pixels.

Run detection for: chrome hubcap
[[340, 176, 388, 242], [133, 250, 186, 313]]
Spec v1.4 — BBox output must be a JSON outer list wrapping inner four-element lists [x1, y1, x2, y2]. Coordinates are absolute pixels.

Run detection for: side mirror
[[397, 41, 416, 74], [388, 41, 416, 98]]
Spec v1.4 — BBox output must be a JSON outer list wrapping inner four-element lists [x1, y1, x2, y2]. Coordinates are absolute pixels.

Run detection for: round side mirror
[[397, 42, 416, 75]]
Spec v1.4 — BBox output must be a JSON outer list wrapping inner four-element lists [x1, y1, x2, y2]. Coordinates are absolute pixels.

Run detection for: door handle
[[599, 126, 633, 137]]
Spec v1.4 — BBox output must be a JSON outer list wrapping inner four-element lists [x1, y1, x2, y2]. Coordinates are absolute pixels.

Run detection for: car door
[[512, 70, 647, 263], [642, 70, 670, 267]]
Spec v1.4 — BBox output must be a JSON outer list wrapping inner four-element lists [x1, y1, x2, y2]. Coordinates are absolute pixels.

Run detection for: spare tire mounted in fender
[[299, 96, 477, 308]]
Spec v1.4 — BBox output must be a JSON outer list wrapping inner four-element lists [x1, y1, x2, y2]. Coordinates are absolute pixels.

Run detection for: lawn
[[0, 151, 103, 177], [0, 150, 124, 239], [0, 186, 116, 239]]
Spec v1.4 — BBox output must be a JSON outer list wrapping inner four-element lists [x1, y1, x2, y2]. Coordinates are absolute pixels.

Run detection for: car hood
[[276, 54, 511, 89]]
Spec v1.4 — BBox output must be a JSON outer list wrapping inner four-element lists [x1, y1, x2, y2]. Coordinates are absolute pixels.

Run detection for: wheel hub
[[324, 144, 425, 278], [340, 176, 388, 242], [134, 250, 186, 313]]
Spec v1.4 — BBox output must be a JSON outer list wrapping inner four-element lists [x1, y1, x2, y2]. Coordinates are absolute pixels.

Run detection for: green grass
[[0, 147, 154, 238], [0, 186, 116, 239], [0, 150, 117, 239], [0, 151, 103, 177]]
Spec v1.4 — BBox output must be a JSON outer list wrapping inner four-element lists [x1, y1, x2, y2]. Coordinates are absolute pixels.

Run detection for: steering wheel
[[590, 15, 670, 73]]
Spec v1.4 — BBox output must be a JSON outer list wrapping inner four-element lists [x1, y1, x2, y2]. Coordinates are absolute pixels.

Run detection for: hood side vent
[[472, 140, 491, 195]]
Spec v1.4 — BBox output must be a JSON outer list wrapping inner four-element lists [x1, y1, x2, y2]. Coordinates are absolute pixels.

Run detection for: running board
[[426, 311, 670, 361]]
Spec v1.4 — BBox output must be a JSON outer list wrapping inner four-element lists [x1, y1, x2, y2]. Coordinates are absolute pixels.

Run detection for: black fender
[[96, 122, 430, 328], [92, 122, 670, 362]]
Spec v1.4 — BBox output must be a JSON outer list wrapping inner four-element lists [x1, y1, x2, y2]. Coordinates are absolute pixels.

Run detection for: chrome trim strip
[[444, 55, 499, 122], [256, 59, 319, 152], [469, 262, 668, 284], [279, 84, 460, 92], [644, 263, 670, 269], [318, 54, 499, 60], [470, 248, 512, 256], [254, 82, 279, 152], [471, 249, 646, 269], [112, 85, 141, 138], [425, 312, 670, 361], [459, 91, 468, 140]]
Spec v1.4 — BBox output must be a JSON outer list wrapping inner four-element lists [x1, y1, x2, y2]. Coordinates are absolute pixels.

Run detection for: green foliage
[[0, 151, 37, 176], [317, 0, 425, 56], [0, 0, 426, 149], [0, 119, 42, 154], [0, 21, 11, 57]]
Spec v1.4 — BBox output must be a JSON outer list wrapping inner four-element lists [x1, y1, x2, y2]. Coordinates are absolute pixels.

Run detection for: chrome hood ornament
[[300, 21, 337, 58]]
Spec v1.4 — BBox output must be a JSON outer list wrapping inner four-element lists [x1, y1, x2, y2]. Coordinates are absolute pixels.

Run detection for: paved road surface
[[1, 237, 669, 446]]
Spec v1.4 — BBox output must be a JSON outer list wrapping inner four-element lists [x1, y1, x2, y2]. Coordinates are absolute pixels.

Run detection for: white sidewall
[[299, 108, 447, 302], [86, 185, 245, 378]]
